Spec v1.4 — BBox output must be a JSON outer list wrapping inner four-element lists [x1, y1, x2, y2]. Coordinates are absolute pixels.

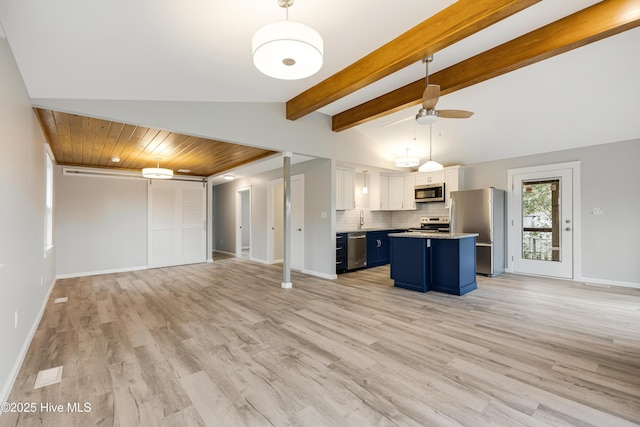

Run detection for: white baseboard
[[577, 276, 640, 289], [56, 265, 147, 279], [302, 269, 338, 280], [250, 257, 269, 264], [207, 258, 214, 263], [213, 250, 236, 257], [0, 277, 56, 405]]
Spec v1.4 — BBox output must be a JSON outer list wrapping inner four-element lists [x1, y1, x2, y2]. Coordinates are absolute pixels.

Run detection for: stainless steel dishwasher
[[347, 231, 367, 270]]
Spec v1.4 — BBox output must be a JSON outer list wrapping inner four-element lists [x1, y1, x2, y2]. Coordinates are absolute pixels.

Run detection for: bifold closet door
[[148, 180, 206, 268]]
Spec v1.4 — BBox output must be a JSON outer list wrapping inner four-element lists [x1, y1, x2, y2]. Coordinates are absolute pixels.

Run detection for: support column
[[281, 152, 292, 289]]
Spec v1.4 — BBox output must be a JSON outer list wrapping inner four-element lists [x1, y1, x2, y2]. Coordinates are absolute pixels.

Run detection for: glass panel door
[[522, 179, 560, 262], [512, 168, 573, 279]]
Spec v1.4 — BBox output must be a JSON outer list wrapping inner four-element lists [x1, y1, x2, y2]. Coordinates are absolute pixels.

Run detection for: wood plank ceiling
[[34, 108, 277, 177]]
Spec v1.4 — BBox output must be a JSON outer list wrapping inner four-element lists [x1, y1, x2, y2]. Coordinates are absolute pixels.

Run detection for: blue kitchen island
[[389, 232, 478, 295]]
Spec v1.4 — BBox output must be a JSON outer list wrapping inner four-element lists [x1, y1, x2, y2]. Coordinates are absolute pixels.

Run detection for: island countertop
[[388, 232, 478, 240]]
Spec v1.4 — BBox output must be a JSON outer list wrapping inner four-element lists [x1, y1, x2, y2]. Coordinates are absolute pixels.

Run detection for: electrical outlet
[[14, 311, 18, 328], [40, 276, 44, 287]]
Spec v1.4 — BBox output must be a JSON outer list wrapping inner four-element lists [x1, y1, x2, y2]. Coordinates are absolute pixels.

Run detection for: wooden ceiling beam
[[285, 0, 541, 121], [332, 0, 640, 131]]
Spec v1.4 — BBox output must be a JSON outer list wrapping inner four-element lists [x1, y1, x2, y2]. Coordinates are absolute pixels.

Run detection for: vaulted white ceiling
[[1, 0, 639, 172]]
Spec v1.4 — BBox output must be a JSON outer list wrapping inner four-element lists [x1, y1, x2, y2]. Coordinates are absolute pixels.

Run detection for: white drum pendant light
[[252, 0, 323, 80], [142, 159, 173, 179]]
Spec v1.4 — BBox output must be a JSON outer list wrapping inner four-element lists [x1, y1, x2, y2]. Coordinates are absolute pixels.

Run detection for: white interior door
[[511, 166, 574, 279], [267, 181, 284, 263], [148, 180, 206, 268], [291, 175, 304, 271], [235, 187, 251, 258]]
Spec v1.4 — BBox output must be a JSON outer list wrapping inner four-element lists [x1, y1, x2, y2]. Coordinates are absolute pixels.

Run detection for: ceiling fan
[[383, 56, 473, 128]]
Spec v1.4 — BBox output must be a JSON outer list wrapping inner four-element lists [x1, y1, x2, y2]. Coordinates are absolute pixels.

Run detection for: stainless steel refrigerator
[[450, 188, 505, 276]]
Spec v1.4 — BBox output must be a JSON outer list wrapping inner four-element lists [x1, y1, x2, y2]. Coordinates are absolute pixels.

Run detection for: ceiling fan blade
[[381, 114, 414, 128], [437, 109, 474, 119], [422, 84, 440, 109]]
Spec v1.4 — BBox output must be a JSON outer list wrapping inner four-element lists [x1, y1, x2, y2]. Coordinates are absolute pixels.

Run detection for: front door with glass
[[511, 166, 574, 279]]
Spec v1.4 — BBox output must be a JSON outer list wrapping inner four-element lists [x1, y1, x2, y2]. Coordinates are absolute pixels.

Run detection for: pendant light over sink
[[252, 0, 323, 80]]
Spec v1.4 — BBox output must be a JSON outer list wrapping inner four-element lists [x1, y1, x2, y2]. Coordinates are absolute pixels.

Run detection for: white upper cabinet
[[369, 172, 388, 211], [371, 173, 407, 211], [415, 170, 445, 186], [388, 176, 405, 210], [444, 165, 464, 208], [404, 174, 416, 210], [336, 168, 355, 210]]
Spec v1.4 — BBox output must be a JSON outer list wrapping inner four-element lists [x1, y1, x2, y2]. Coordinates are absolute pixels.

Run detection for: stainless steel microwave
[[415, 183, 445, 203]]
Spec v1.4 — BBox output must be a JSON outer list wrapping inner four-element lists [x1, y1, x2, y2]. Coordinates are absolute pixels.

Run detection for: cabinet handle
[[336, 247, 343, 250], [336, 261, 343, 265]]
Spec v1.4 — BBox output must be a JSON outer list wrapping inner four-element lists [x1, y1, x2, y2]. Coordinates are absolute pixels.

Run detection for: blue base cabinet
[[367, 231, 389, 267], [336, 233, 347, 274], [389, 235, 477, 295], [430, 237, 477, 295], [390, 237, 430, 292]]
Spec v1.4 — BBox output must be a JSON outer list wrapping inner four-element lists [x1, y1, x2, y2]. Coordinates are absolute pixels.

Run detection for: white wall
[[54, 170, 148, 276], [213, 158, 334, 278], [463, 138, 640, 286], [0, 38, 55, 403]]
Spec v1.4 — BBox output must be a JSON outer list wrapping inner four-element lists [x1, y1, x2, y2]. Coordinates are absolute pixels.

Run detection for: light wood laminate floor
[[1, 256, 640, 426]]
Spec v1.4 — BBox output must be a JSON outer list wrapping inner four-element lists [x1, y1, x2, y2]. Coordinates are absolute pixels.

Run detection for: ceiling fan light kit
[[415, 108, 438, 125], [252, 0, 323, 80], [142, 159, 173, 179]]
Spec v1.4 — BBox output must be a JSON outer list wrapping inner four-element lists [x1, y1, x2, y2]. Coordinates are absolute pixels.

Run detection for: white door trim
[[507, 161, 581, 279]]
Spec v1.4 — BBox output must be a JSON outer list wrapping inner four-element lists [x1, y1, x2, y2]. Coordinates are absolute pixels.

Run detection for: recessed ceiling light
[[111, 156, 120, 163], [177, 169, 191, 173], [223, 174, 235, 180]]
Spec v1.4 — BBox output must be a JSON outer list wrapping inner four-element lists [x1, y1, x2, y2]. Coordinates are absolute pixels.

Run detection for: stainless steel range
[[409, 216, 450, 233]]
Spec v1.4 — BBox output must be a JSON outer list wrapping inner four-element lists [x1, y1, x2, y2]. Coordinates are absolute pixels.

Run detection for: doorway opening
[[236, 187, 251, 259]]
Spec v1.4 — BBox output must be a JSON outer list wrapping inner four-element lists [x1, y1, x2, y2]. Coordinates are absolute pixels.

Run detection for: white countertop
[[388, 232, 478, 240], [336, 227, 406, 233]]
